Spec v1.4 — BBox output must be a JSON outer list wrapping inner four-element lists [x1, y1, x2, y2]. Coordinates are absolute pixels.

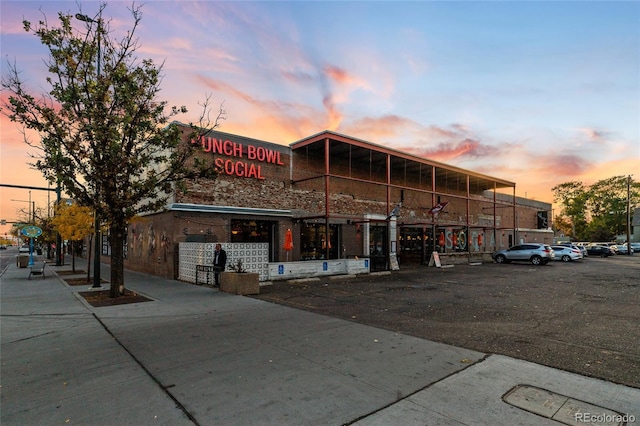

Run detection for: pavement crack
[[7, 330, 55, 344], [91, 313, 201, 426]]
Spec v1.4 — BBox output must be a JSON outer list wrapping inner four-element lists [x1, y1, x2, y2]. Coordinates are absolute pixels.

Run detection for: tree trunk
[[109, 222, 126, 298], [71, 241, 76, 273], [87, 234, 92, 283]]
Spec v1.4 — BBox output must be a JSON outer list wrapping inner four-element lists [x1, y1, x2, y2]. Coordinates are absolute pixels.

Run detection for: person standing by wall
[[213, 243, 227, 287]]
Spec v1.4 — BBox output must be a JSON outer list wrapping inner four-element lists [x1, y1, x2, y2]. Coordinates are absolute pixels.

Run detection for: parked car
[[558, 243, 587, 258], [630, 242, 640, 252], [551, 245, 582, 262], [586, 245, 613, 257], [18, 244, 30, 253], [492, 243, 555, 265], [615, 243, 634, 255]]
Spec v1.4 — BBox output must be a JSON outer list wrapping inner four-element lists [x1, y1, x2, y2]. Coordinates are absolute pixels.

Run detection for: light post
[[12, 196, 37, 265], [627, 175, 632, 255], [76, 12, 103, 288], [75, 13, 101, 76]]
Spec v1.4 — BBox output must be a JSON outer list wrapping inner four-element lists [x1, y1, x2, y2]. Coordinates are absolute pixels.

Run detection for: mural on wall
[[148, 224, 156, 256], [131, 225, 144, 259], [160, 231, 171, 262], [128, 221, 172, 264]]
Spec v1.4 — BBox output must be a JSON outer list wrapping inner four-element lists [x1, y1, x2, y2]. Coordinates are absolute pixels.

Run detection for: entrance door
[[399, 227, 427, 265], [369, 225, 388, 271]]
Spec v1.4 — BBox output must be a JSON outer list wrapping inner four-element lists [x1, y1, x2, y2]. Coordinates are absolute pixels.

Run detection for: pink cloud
[[534, 154, 591, 176], [324, 65, 367, 89], [403, 138, 500, 162]]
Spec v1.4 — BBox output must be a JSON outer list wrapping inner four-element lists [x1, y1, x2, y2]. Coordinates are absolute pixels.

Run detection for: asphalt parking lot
[[253, 254, 640, 388]]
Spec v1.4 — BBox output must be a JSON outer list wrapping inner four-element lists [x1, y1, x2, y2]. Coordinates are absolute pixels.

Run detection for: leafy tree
[[551, 181, 589, 239], [51, 203, 94, 273], [11, 204, 54, 255], [552, 214, 573, 239], [36, 216, 56, 259], [1, 3, 223, 297], [586, 176, 638, 238], [584, 216, 615, 242], [553, 176, 639, 241]]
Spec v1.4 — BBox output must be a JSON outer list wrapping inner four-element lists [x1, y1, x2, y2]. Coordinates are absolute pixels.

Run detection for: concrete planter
[[220, 272, 260, 295], [16, 254, 30, 268]]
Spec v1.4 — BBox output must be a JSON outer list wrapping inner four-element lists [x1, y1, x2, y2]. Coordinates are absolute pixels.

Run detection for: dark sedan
[[586, 245, 613, 257]]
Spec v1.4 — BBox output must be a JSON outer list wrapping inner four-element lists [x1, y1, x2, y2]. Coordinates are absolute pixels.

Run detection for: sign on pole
[[21, 226, 42, 266]]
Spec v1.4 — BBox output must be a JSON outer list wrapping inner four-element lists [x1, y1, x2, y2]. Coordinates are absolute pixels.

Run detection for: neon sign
[[192, 136, 285, 180]]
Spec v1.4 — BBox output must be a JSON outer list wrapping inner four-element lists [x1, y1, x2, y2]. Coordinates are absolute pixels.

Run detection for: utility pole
[[76, 12, 103, 288], [627, 175, 632, 255]]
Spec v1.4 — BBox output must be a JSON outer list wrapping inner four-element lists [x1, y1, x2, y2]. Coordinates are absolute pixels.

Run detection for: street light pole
[[76, 12, 103, 288], [75, 13, 101, 76], [627, 175, 632, 256]]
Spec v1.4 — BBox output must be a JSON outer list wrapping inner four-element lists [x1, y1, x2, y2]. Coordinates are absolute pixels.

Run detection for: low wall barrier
[[179, 242, 371, 283], [268, 258, 370, 281]]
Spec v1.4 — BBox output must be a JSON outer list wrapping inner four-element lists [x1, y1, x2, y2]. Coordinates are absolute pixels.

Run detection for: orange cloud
[[341, 115, 416, 140], [324, 65, 350, 84], [322, 94, 341, 131], [196, 73, 347, 134], [323, 65, 368, 90]]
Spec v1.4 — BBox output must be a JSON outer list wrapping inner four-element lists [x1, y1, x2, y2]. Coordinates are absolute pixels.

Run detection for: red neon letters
[[192, 136, 284, 180]]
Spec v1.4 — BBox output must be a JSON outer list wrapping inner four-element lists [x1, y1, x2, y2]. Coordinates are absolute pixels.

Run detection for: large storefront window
[[301, 223, 340, 260], [435, 226, 469, 253], [468, 228, 486, 252]]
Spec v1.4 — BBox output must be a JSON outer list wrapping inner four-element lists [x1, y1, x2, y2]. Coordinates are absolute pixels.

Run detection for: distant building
[[616, 207, 640, 243]]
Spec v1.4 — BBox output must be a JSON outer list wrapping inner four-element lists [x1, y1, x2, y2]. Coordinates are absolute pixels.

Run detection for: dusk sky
[[1, 1, 639, 236]]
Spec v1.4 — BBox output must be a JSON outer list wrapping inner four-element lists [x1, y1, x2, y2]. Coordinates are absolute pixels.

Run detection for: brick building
[[109, 127, 552, 279]]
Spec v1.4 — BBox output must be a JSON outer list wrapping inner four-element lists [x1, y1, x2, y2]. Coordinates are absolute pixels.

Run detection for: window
[[230, 220, 272, 243], [300, 223, 340, 260]]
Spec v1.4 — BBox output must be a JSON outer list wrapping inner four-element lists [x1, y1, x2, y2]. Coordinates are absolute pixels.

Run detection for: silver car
[[551, 245, 582, 262], [559, 243, 587, 257], [492, 243, 555, 265]]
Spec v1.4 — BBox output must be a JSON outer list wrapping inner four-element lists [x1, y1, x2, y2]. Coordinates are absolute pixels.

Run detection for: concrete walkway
[[1, 256, 638, 425]]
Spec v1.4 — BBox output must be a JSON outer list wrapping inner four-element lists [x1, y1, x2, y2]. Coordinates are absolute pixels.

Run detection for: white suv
[[492, 243, 555, 265]]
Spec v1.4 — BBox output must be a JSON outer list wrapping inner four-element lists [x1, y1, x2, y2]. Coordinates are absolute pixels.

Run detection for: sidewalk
[[1, 256, 638, 425]]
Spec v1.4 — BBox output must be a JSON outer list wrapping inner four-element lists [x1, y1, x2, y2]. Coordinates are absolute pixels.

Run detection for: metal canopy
[[290, 131, 514, 193]]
